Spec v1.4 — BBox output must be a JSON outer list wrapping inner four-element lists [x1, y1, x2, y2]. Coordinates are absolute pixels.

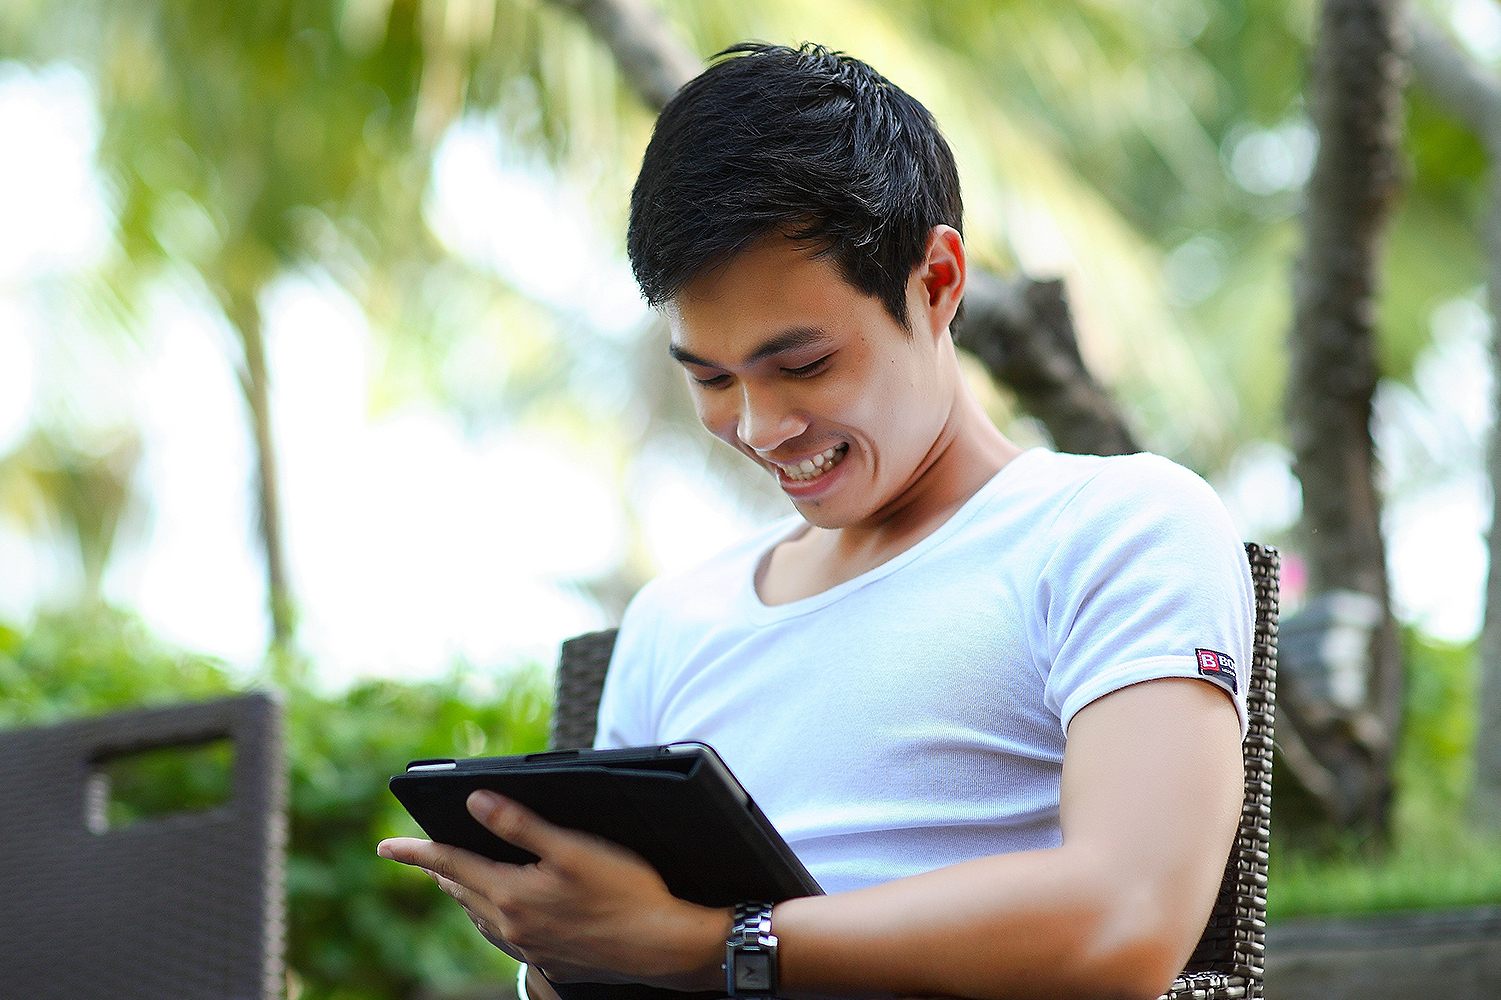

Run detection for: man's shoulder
[[1073, 451, 1226, 523], [1005, 449, 1223, 523], [1008, 447, 1204, 492], [1024, 451, 1247, 598], [959, 449, 1220, 543], [969, 449, 1241, 584]]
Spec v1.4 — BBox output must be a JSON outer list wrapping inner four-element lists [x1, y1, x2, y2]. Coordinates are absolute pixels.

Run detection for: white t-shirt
[[595, 448, 1254, 896]]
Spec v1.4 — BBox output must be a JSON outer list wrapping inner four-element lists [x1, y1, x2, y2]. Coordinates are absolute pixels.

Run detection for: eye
[[782, 355, 831, 377], [692, 372, 732, 389]]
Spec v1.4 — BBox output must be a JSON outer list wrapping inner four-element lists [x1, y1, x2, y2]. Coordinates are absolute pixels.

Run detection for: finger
[[445, 889, 527, 963], [460, 902, 519, 956], [429, 869, 471, 903], [477, 922, 525, 961], [377, 836, 433, 865], [376, 836, 516, 895], [431, 870, 506, 927], [466, 790, 570, 860]]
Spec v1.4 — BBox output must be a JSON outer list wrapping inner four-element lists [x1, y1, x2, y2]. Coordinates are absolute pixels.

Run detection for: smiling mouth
[[776, 443, 850, 482]]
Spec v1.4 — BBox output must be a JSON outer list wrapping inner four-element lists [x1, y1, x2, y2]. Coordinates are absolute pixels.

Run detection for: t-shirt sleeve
[[593, 580, 663, 749], [1037, 454, 1254, 739]]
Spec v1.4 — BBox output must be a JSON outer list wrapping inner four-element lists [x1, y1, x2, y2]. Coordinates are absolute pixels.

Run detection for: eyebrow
[[668, 327, 832, 369]]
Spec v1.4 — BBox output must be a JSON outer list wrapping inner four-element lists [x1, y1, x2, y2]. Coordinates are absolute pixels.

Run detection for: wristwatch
[[725, 901, 778, 997]]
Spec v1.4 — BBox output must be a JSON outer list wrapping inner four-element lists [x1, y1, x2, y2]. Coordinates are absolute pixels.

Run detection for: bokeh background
[[2, 0, 1499, 997]]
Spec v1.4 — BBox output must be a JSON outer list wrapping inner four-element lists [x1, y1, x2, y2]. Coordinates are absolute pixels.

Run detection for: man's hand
[[377, 790, 732, 989]]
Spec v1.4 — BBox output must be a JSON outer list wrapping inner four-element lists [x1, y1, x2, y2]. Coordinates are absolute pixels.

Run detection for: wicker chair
[[0, 692, 287, 1000], [552, 544, 1278, 1000]]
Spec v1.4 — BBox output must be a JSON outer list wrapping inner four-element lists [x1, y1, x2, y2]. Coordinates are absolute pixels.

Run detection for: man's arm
[[379, 676, 1242, 1000], [772, 676, 1242, 999]]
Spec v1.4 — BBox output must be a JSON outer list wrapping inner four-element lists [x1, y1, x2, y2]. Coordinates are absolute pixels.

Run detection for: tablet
[[388, 742, 823, 909]]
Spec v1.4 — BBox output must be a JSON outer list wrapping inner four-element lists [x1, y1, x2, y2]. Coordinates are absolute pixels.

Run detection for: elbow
[[1064, 894, 1195, 1000], [1075, 934, 1184, 1000]]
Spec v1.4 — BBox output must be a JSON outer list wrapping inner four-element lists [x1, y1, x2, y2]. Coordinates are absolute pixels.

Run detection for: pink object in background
[[1278, 552, 1308, 615]]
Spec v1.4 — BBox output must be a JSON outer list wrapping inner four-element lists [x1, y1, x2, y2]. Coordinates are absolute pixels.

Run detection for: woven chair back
[[0, 692, 287, 1000], [1163, 542, 1278, 1000], [550, 544, 1278, 1000]]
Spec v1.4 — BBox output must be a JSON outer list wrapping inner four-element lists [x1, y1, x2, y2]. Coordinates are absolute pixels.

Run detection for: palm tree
[[4, 0, 653, 652]]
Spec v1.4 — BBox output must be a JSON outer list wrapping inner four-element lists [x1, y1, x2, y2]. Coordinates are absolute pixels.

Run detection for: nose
[[734, 384, 807, 455]]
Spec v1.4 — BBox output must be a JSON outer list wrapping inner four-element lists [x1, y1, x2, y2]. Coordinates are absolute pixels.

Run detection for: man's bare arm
[[771, 676, 1243, 999], [380, 676, 1242, 1000]]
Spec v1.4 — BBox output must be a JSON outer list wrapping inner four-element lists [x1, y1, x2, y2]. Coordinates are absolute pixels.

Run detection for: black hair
[[627, 42, 963, 329]]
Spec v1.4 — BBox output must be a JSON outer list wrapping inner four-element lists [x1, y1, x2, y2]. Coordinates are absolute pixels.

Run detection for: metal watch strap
[[726, 901, 778, 997]]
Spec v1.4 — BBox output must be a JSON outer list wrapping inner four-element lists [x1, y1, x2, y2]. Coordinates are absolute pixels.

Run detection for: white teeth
[[779, 444, 849, 482]]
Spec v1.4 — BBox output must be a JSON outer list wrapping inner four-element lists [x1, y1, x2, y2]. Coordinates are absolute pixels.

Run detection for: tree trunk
[[1406, 13, 1501, 829], [547, 0, 704, 113], [221, 285, 296, 652], [1282, 0, 1406, 831], [543, 0, 1140, 457], [956, 271, 1139, 456]]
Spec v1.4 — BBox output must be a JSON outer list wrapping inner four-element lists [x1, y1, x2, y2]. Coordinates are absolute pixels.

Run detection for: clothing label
[[1195, 648, 1238, 694]]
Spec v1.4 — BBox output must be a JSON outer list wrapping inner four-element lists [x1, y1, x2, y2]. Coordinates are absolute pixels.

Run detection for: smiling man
[[380, 43, 1254, 1000]]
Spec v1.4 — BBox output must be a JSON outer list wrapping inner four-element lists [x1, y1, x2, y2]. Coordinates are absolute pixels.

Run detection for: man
[[380, 43, 1252, 1000]]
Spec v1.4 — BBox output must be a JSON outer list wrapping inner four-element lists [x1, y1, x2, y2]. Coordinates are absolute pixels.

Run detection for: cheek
[[690, 386, 739, 443], [848, 352, 938, 452], [848, 354, 917, 418]]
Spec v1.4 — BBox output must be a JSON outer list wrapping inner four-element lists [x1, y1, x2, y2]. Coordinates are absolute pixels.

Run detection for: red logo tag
[[1195, 648, 1238, 694]]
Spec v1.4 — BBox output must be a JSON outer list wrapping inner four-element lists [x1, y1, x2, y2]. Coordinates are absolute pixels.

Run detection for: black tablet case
[[389, 744, 822, 1000]]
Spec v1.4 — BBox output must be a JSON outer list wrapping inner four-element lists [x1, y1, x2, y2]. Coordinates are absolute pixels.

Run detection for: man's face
[[665, 236, 953, 529]]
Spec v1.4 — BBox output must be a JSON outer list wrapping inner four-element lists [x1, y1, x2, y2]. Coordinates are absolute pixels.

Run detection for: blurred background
[[2, 0, 1498, 997]]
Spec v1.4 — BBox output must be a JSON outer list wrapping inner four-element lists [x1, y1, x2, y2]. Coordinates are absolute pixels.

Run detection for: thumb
[[467, 789, 563, 859]]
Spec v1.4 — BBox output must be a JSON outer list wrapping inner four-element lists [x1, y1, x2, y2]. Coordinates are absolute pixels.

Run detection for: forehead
[[665, 237, 891, 359]]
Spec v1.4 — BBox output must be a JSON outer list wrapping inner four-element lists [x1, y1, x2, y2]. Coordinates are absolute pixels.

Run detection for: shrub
[[0, 606, 549, 1000]]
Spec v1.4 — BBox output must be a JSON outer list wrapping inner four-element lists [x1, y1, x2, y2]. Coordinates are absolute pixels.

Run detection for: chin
[[790, 499, 857, 529]]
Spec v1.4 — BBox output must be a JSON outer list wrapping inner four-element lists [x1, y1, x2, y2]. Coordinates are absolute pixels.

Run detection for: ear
[[914, 225, 965, 341]]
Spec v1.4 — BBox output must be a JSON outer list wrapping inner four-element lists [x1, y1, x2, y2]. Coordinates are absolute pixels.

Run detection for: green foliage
[[1374, 193, 1485, 386], [0, 606, 549, 1000], [1398, 629, 1478, 818], [1268, 825, 1501, 919], [284, 670, 548, 1000], [0, 605, 237, 725], [1268, 630, 1501, 920], [1408, 87, 1490, 201], [99, 736, 236, 828]]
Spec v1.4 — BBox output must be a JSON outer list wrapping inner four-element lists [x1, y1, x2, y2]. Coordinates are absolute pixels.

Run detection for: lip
[[771, 444, 851, 500]]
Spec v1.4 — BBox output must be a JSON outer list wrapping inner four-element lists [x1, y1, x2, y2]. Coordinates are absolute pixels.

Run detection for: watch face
[[734, 953, 772, 991]]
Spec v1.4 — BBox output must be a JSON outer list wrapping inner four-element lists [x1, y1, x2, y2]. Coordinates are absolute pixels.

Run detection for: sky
[[0, 56, 1493, 691]]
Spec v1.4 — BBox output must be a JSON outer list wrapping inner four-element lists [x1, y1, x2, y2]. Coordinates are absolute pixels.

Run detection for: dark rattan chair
[[551, 544, 1278, 1000], [0, 692, 287, 1000]]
